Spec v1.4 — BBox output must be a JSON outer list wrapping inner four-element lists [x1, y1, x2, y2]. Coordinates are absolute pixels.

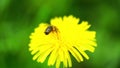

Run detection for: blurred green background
[[0, 0, 120, 68]]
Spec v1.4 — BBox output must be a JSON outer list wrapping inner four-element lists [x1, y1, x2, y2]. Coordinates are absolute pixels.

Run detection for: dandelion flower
[[29, 15, 97, 68]]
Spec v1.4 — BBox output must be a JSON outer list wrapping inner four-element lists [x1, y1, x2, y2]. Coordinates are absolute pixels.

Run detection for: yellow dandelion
[[29, 15, 97, 68]]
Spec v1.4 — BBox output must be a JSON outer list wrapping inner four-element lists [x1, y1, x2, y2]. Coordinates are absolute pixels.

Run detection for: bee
[[44, 25, 57, 35]]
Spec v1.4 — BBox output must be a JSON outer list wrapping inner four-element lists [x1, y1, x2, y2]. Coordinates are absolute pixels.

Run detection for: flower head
[[29, 15, 97, 68]]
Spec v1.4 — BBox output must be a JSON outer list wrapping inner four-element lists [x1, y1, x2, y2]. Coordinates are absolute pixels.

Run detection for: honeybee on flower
[[29, 15, 97, 68]]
